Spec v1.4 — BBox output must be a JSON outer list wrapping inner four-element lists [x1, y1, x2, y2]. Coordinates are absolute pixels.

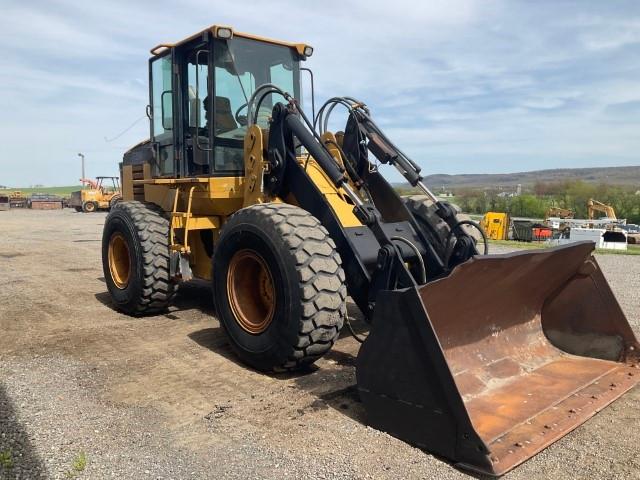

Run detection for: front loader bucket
[[356, 242, 640, 476]]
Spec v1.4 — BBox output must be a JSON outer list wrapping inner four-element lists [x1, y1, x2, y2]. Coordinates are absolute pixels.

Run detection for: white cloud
[[0, 0, 639, 185]]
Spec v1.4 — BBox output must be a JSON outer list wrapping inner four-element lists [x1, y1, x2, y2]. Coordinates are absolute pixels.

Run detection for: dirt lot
[[1, 209, 639, 479]]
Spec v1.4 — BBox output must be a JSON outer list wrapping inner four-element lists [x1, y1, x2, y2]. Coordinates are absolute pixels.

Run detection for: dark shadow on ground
[[94, 291, 115, 309], [0, 253, 25, 259], [188, 301, 370, 424], [187, 327, 248, 369], [94, 279, 215, 318], [0, 384, 47, 479], [185, 301, 468, 474], [172, 280, 214, 315]]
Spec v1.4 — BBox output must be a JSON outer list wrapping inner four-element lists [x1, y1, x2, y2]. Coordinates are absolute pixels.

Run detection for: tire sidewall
[[102, 207, 145, 312], [109, 194, 122, 210], [213, 219, 302, 370]]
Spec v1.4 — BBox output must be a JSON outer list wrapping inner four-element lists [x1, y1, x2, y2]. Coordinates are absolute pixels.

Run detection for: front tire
[[109, 193, 122, 210], [82, 201, 97, 213], [213, 203, 346, 372], [102, 201, 176, 315]]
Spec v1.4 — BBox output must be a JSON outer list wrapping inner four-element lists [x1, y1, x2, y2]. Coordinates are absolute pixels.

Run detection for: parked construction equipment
[[101, 26, 640, 476], [481, 212, 509, 240], [588, 198, 617, 220], [8, 191, 27, 208], [68, 177, 122, 212], [545, 206, 574, 219], [29, 193, 64, 210]]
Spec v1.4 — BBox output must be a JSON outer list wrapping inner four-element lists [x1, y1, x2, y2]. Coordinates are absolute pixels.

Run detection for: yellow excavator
[[101, 26, 639, 476], [587, 198, 617, 220]]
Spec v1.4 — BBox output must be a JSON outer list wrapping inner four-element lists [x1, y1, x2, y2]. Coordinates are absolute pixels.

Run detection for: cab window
[[184, 48, 210, 176], [212, 37, 300, 173]]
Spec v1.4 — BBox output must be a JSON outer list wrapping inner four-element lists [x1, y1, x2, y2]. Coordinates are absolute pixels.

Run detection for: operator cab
[[95, 176, 121, 193], [148, 26, 310, 179]]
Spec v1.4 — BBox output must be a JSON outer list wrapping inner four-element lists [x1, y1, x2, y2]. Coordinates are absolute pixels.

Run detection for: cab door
[[149, 52, 177, 177], [175, 39, 212, 176]]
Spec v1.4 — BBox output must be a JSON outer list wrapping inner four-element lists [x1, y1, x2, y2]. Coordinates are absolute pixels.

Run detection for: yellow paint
[[136, 177, 244, 216], [170, 215, 220, 230], [242, 125, 270, 207], [481, 212, 510, 240], [302, 158, 362, 228], [190, 233, 213, 280], [121, 165, 134, 201], [321, 132, 345, 170]]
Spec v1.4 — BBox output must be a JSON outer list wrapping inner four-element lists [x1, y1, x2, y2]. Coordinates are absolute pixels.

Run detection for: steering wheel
[[235, 103, 248, 126]]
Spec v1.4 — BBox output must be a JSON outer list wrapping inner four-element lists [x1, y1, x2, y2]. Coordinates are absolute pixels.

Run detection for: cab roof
[[150, 25, 312, 59]]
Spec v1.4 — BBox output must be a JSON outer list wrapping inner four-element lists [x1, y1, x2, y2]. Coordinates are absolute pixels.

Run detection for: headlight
[[303, 46, 314, 57], [215, 27, 233, 39]]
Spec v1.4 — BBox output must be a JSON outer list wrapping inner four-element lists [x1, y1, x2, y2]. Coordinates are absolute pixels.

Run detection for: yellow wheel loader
[[102, 25, 640, 476]]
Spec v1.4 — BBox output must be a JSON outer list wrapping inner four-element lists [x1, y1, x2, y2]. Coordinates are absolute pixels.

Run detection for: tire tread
[[219, 203, 346, 371], [109, 201, 175, 314]]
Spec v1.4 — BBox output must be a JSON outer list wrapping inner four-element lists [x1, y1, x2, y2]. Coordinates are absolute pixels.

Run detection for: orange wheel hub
[[108, 232, 131, 289], [227, 249, 275, 334]]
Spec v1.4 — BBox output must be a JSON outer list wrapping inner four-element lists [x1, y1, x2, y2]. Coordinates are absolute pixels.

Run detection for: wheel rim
[[108, 232, 131, 289], [86, 203, 95, 212], [227, 249, 275, 334]]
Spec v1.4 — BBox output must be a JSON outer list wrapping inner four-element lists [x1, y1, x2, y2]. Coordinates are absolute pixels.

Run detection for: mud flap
[[356, 241, 640, 476]]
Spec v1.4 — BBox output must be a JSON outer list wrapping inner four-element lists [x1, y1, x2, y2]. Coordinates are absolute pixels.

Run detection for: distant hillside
[[421, 166, 640, 190], [0, 186, 79, 197]]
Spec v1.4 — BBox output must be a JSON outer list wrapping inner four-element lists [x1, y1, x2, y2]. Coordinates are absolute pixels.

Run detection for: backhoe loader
[[102, 25, 640, 476]]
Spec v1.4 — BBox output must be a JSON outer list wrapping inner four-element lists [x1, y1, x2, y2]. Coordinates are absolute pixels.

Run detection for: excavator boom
[[588, 198, 617, 220]]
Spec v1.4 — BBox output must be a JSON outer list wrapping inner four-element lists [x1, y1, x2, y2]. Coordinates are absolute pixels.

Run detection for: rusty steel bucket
[[356, 241, 640, 476]]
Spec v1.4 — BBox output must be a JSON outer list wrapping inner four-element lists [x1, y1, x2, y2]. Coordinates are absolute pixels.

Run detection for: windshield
[[214, 37, 300, 142]]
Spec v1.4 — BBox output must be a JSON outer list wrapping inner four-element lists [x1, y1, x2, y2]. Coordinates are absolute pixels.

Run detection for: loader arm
[[260, 97, 640, 476], [263, 101, 475, 318]]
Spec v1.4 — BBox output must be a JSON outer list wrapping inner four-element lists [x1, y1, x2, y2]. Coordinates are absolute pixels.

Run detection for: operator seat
[[213, 96, 237, 134]]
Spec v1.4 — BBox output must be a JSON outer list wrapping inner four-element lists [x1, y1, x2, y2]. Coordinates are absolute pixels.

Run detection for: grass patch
[[489, 239, 547, 250], [596, 246, 640, 255], [64, 451, 87, 478], [0, 186, 80, 197], [0, 449, 14, 469], [489, 239, 640, 255]]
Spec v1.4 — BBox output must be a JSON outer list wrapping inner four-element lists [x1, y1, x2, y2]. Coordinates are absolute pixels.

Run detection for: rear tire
[[405, 196, 482, 266], [213, 203, 346, 372], [82, 201, 97, 213], [109, 193, 122, 210], [404, 195, 452, 259], [102, 201, 176, 315]]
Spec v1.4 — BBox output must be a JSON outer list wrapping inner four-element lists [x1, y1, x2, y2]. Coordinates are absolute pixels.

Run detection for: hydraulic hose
[[391, 236, 427, 285], [345, 313, 367, 343], [284, 114, 345, 187], [444, 219, 489, 267]]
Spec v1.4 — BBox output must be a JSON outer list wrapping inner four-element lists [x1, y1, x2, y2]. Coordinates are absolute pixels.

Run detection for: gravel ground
[[0, 209, 639, 479]]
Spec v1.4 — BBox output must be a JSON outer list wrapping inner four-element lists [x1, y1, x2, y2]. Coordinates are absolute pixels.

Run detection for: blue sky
[[1, 0, 639, 186]]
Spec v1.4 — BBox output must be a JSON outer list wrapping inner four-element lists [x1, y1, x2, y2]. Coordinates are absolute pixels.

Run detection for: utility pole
[[77, 153, 85, 186]]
